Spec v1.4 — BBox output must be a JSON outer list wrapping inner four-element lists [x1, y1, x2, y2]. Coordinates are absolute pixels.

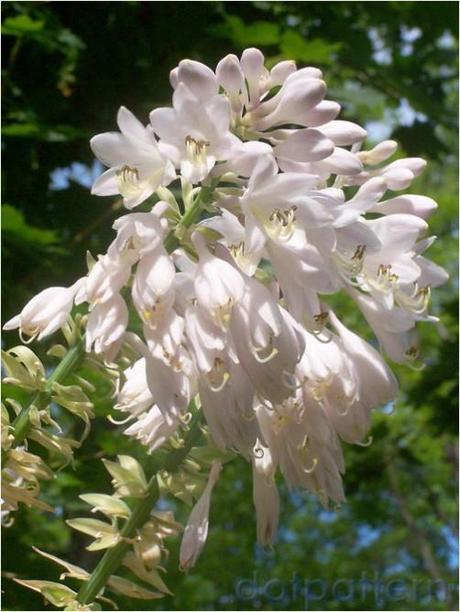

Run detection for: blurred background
[[2, 2, 458, 610]]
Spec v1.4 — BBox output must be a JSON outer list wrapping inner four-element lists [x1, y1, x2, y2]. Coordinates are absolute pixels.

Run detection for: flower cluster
[[4, 48, 447, 559]]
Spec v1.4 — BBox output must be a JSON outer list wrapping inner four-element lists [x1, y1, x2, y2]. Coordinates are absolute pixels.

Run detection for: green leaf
[[107, 575, 164, 600], [280, 31, 342, 65], [13, 579, 76, 608], [2, 205, 59, 247], [210, 15, 280, 48], [79, 494, 131, 518], [2, 15, 44, 36]]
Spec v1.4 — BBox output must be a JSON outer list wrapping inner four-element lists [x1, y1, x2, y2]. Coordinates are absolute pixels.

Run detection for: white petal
[[319, 120, 367, 145], [274, 129, 334, 163], [216, 54, 244, 93], [177, 59, 218, 101], [117, 106, 149, 143], [372, 195, 438, 219]]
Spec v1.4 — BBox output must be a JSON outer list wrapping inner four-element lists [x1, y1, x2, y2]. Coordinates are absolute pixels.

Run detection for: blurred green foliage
[[2, 2, 458, 610]]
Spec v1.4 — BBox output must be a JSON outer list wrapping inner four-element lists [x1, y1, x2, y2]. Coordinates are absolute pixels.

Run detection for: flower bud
[[3, 281, 82, 342]]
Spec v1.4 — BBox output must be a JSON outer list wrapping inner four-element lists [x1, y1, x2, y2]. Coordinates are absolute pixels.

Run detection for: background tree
[[2, 2, 458, 610]]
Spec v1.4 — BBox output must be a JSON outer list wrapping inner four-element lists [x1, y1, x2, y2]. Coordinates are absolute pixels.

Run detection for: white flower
[[124, 332, 194, 416], [75, 252, 131, 307], [132, 246, 175, 328], [124, 405, 179, 454], [179, 461, 222, 571], [150, 83, 240, 184], [252, 440, 279, 547], [108, 204, 169, 263], [198, 357, 258, 458], [85, 294, 128, 358], [115, 358, 153, 418], [230, 281, 305, 405], [3, 280, 82, 342], [91, 106, 175, 209], [192, 232, 245, 329]]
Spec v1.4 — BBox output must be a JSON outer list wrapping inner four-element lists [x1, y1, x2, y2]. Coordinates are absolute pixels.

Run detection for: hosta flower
[[192, 232, 245, 329], [179, 461, 222, 570], [75, 252, 131, 307], [91, 106, 175, 209], [85, 294, 128, 358], [131, 246, 175, 328], [115, 358, 154, 418], [124, 405, 180, 454], [150, 81, 240, 184], [108, 205, 168, 262], [252, 440, 279, 546], [3, 280, 82, 342]]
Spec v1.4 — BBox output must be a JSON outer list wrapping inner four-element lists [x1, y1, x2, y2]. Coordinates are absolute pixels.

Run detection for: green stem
[[12, 337, 85, 446], [77, 412, 203, 605], [163, 181, 216, 253]]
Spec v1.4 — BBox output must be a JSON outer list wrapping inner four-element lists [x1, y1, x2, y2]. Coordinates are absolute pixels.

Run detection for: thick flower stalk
[[3, 47, 448, 608]]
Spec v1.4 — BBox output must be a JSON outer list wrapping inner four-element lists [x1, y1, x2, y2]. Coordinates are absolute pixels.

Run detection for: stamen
[[333, 246, 365, 283], [19, 327, 39, 345], [207, 357, 230, 392], [354, 435, 373, 448], [185, 136, 210, 164], [303, 457, 318, 474], [108, 413, 135, 425], [116, 165, 144, 200], [395, 283, 431, 314], [266, 206, 297, 241], [250, 340, 279, 363]]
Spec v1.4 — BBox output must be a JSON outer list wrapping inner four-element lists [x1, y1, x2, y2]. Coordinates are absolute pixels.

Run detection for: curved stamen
[[180, 411, 193, 425], [250, 341, 278, 363], [207, 358, 230, 392], [303, 457, 318, 474], [19, 327, 39, 345], [334, 402, 351, 417], [108, 413, 135, 425], [354, 435, 373, 447]]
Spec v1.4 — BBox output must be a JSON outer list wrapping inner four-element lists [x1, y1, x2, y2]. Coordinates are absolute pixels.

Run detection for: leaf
[[65, 517, 115, 538], [13, 579, 76, 608], [2, 15, 44, 36], [31, 547, 90, 581], [210, 15, 280, 48], [107, 575, 164, 600], [79, 494, 131, 518], [123, 553, 173, 594], [1, 348, 44, 391], [280, 31, 342, 65], [28, 429, 79, 462], [2, 205, 59, 247]]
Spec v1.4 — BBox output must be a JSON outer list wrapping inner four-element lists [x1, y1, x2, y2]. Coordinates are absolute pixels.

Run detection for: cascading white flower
[[4, 47, 449, 568]]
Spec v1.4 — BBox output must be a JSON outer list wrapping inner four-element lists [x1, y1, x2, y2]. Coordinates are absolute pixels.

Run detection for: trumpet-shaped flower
[[91, 106, 175, 209], [3, 280, 82, 342]]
